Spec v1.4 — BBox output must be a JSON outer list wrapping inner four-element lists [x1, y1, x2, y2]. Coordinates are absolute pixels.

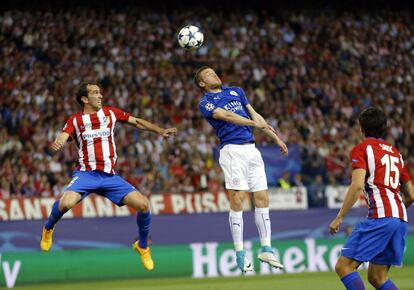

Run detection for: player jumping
[[40, 83, 177, 271], [195, 66, 288, 273]]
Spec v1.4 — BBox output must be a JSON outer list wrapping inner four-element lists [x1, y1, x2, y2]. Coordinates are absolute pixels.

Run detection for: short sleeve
[[199, 99, 217, 118], [237, 87, 249, 106], [62, 116, 75, 137], [350, 145, 367, 170], [108, 107, 130, 123]]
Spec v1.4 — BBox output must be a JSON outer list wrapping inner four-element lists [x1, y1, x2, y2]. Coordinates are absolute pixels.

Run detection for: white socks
[[255, 207, 271, 247], [229, 209, 244, 251], [229, 208, 272, 251]]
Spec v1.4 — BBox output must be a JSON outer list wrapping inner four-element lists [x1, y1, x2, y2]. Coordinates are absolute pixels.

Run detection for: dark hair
[[358, 107, 387, 138], [76, 83, 89, 106], [194, 66, 211, 89]]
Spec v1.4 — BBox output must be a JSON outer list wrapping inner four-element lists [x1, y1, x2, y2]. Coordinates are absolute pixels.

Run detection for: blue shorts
[[341, 217, 407, 266], [64, 170, 137, 206]]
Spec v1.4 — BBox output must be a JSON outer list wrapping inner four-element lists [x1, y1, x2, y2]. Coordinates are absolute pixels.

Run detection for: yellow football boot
[[133, 241, 154, 271], [40, 226, 55, 252]]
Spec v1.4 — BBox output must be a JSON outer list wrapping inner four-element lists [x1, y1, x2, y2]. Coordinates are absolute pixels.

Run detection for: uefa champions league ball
[[177, 25, 204, 49]]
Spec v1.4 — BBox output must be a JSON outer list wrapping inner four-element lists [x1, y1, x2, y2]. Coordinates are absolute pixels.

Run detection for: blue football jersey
[[199, 86, 255, 147]]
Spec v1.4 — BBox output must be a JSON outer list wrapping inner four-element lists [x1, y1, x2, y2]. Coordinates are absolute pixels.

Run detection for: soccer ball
[[177, 25, 204, 49]]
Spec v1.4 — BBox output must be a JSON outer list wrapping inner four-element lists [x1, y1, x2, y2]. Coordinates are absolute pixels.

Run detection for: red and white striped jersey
[[62, 106, 130, 174], [350, 137, 411, 221]]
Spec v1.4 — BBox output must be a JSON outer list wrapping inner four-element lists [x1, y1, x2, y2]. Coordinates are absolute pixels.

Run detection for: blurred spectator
[[292, 174, 304, 187], [278, 171, 292, 189], [0, 177, 11, 199], [0, 5, 413, 207], [307, 174, 326, 207]]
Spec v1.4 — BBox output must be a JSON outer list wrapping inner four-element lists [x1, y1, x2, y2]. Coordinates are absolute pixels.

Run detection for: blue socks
[[341, 272, 365, 290], [261, 246, 274, 253], [45, 201, 64, 230], [378, 280, 398, 290], [137, 211, 151, 248]]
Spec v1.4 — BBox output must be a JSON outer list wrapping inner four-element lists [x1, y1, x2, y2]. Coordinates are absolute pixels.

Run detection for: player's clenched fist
[[329, 216, 343, 236]]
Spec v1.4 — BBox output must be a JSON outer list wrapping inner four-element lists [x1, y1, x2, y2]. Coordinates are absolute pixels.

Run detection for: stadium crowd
[[1, 6, 414, 207]]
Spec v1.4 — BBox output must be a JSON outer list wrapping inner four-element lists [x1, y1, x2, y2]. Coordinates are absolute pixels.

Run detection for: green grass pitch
[[12, 266, 414, 290]]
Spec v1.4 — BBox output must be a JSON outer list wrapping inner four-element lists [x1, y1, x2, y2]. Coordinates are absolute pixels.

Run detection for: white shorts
[[218, 143, 268, 192]]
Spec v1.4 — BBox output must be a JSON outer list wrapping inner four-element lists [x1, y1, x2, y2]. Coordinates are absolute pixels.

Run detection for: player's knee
[[229, 194, 244, 211], [334, 261, 343, 276], [59, 191, 81, 212], [59, 200, 75, 212], [254, 196, 269, 208], [334, 260, 350, 277], [230, 201, 243, 211], [253, 191, 269, 208], [136, 196, 150, 213]]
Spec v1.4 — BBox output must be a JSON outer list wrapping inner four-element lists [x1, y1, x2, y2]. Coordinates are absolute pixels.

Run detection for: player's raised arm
[[127, 116, 177, 137], [49, 132, 70, 154], [329, 168, 366, 235], [401, 181, 414, 208], [245, 104, 288, 156]]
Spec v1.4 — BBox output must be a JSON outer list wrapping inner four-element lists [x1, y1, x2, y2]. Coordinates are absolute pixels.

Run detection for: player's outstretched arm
[[49, 132, 70, 154], [245, 104, 288, 156], [127, 116, 177, 137], [329, 168, 366, 235], [401, 181, 414, 208]]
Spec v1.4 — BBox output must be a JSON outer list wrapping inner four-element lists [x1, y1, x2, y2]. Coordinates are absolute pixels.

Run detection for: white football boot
[[258, 246, 284, 269]]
